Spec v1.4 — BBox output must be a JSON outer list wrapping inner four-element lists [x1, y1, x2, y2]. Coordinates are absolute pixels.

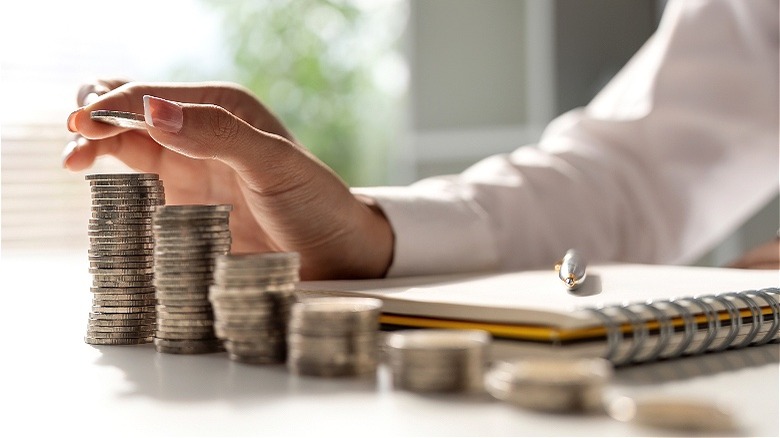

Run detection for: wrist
[[353, 194, 395, 278]]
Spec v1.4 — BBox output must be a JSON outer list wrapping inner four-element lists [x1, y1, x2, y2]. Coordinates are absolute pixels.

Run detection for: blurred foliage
[[171, 0, 407, 186]]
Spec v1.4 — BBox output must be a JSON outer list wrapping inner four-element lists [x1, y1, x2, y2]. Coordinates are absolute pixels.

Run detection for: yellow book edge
[[380, 306, 775, 343]]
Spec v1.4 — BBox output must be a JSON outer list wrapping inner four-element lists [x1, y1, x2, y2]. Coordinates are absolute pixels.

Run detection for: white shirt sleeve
[[352, 0, 779, 277]]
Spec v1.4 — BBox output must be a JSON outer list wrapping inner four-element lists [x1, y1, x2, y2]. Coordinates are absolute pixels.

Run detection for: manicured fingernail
[[143, 95, 183, 133], [67, 109, 80, 132]]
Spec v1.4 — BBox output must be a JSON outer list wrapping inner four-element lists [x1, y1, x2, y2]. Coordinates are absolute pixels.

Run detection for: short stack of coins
[[384, 329, 491, 392], [85, 173, 164, 346], [485, 357, 613, 413], [287, 297, 383, 377], [208, 252, 300, 364], [152, 204, 232, 354]]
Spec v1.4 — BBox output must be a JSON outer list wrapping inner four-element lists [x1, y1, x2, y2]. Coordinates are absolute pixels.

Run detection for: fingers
[[62, 131, 166, 172], [76, 78, 130, 106], [69, 81, 295, 143], [142, 95, 315, 188]]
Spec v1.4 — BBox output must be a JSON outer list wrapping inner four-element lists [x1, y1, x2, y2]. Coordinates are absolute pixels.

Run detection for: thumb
[[143, 94, 310, 182]]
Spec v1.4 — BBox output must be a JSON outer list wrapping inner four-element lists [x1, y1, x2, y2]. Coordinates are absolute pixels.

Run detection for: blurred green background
[[170, 0, 408, 186]]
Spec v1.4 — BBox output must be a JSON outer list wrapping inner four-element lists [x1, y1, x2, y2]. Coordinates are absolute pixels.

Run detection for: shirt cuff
[[352, 184, 500, 277]]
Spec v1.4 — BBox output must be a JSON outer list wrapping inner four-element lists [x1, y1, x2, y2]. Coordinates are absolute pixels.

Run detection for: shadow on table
[[614, 343, 779, 385], [91, 344, 382, 404]]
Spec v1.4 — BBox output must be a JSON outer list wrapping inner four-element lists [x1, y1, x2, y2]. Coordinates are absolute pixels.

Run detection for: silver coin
[[90, 186, 162, 193], [154, 246, 230, 254], [153, 338, 223, 349], [157, 315, 213, 325], [214, 327, 283, 342], [155, 321, 216, 331], [93, 299, 158, 308], [90, 262, 155, 270], [88, 267, 155, 275], [154, 285, 211, 294], [87, 319, 155, 328], [90, 188, 164, 195], [153, 224, 229, 233], [91, 272, 155, 281], [216, 251, 299, 267], [92, 204, 159, 212], [88, 232, 156, 240], [90, 218, 154, 226], [89, 182, 162, 190], [156, 304, 212, 313], [155, 264, 214, 274], [86, 172, 158, 180], [87, 324, 156, 332], [228, 352, 284, 364], [91, 305, 156, 313], [223, 340, 286, 355], [85, 336, 153, 345], [154, 238, 233, 247], [86, 329, 156, 338], [156, 319, 215, 328], [155, 331, 218, 341], [485, 357, 612, 412], [92, 291, 157, 299], [154, 232, 232, 241], [155, 345, 224, 355], [155, 204, 232, 214], [90, 110, 147, 130], [606, 395, 736, 433], [91, 201, 162, 209], [156, 301, 212, 309], [89, 311, 154, 320]]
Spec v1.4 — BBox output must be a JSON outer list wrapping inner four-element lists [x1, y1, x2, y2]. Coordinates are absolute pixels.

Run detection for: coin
[[85, 336, 154, 345], [606, 395, 736, 432], [485, 357, 613, 412], [208, 252, 300, 365], [153, 338, 224, 354], [286, 296, 382, 377], [90, 110, 147, 130], [384, 329, 490, 392]]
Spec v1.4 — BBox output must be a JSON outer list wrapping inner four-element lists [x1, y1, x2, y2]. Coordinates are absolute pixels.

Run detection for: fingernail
[[67, 109, 80, 132], [62, 138, 81, 168], [143, 95, 183, 133]]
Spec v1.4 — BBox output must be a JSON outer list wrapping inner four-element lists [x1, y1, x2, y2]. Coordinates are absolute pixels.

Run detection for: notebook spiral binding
[[587, 287, 779, 366]]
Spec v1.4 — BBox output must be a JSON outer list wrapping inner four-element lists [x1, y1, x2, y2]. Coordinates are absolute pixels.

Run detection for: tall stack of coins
[[287, 297, 383, 377], [152, 204, 232, 354], [384, 329, 491, 392], [85, 173, 164, 346], [209, 252, 300, 364]]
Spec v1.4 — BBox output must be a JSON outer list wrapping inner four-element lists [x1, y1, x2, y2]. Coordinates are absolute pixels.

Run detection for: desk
[[2, 253, 778, 437]]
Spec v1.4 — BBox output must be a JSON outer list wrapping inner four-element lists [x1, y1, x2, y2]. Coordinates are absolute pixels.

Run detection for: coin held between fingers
[[90, 110, 147, 130]]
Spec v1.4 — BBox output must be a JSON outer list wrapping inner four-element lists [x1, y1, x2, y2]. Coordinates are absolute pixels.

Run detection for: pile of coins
[[152, 204, 232, 354], [484, 357, 613, 412], [384, 329, 491, 392], [85, 173, 164, 346], [209, 252, 300, 364], [287, 297, 383, 377]]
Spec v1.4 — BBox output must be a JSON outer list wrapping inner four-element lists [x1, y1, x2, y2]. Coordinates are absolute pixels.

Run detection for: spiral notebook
[[297, 264, 779, 365]]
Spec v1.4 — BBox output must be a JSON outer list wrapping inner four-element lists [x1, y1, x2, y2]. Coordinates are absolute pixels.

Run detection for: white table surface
[[2, 253, 778, 437]]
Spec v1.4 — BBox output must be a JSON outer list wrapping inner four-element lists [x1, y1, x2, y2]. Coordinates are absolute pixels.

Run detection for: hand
[[727, 237, 780, 270], [64, 80, 394, 280]]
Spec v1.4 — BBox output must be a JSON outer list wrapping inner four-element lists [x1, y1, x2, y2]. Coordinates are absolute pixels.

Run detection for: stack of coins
[[209, 252, 300, 364], [384, 329, 491, 392], [287, 297, 383, 377], [152, 204, 232, 354], [485, 357, 613, 413], [85, 173, 164, 346]]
